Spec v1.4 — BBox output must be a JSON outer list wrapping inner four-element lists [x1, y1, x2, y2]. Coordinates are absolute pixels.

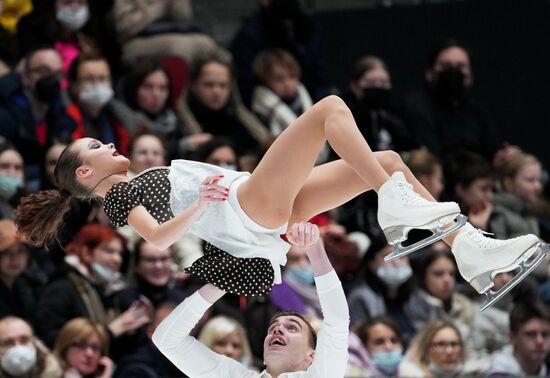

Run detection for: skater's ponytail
[[15, 142, 93, 247]]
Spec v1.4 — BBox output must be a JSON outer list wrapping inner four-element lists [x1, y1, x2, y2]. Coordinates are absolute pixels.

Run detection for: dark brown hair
[[15, 141, 93, 247], [253, 48, 301, 85], [355, 316, 402, 347], [350, 56, 388, 83], [189, 50, 232, 84], [123, 58, 172, 110], [67, 52, 109, 84], [269, 310, 317, 349]]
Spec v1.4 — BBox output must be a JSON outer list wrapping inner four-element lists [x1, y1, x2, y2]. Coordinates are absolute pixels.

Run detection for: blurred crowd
[[0, 0, 549, 377]]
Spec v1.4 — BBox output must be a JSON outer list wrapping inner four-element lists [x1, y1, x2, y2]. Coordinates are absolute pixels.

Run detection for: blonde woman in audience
[[399, 320, 466, 377], [53, 318, 113, 378], [198, 315, 256, 371]]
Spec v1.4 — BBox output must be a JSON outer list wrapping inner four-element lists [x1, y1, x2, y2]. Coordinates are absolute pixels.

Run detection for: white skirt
[[168, 159, 290, 284]]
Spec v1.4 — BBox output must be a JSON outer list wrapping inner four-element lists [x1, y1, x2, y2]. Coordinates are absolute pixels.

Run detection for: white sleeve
[[152, 292, 256, 378], [306, 270, 350, 378]]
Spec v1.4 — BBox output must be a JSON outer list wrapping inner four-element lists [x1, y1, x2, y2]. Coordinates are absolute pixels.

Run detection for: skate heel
[[469, 272, 494, 294], [383, 226, 406, 245]]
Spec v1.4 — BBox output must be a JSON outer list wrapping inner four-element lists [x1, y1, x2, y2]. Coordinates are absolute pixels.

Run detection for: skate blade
[[479, 242, 550, 311], [384, 214, 468, 262]]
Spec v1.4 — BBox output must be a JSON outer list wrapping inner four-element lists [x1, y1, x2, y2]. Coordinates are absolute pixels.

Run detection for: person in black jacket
[[400, 38, 503, 161], [0, 46, 76, 191]]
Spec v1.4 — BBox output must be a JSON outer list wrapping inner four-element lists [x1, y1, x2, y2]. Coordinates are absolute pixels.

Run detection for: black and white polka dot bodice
[[104, 168, 173, 227]]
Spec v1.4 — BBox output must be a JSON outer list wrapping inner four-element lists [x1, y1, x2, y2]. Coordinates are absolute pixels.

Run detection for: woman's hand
[[286, 222, 321, 249], [108, 300, 152, 337], [196, 175, 229, 211], [95, 356, 114, 378]]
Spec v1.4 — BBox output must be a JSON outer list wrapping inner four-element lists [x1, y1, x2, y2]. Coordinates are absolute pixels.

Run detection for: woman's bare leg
[[238, 96, 390, 229], [289, 151, 457, 246]]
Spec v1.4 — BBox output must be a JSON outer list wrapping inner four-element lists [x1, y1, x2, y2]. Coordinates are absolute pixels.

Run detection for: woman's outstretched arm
[[128, 175, 228, 250]]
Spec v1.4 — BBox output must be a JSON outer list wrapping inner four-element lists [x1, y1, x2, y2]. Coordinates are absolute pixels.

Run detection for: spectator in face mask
[[16, 0, 113, 87], [347, 237, 416, 344], [0, 316, 62, 378], [36, 224, 150, 349], [400, 38, 507, 162], [0, 47, 76, 192], [342, 55, 417, 153], [0, 144, 25, 220], [268, 243, 322, 320], [347, 317, 404, 377], [67, 54, 131, 155]]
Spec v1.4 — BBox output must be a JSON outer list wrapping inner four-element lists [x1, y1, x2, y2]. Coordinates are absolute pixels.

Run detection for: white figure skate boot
[[378, 171, 466, 261], [452, 222, 549, 311]]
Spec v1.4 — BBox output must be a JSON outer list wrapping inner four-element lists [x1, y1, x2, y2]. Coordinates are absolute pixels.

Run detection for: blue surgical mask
[[371, 349, 403, 375], [0, 175, 23, 199], [219, 163, 237, 171], [91, 262, 120, 283], [428, 361, 464, 378], [285, 266, 315, 285]]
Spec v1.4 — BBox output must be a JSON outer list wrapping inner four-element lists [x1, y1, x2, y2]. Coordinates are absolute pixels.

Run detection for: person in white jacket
[[152, 222, 350, 378]]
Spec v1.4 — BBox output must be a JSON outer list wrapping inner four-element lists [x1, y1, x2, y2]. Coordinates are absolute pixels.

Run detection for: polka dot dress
[[104, 168, 173, 227], [185, 242, 275, 296], [104, 167, 275, 296]]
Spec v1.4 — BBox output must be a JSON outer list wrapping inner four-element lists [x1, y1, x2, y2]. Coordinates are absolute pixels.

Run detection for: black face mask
[[33, 74, 61, 103], [432, 67, 468, 104], [268, 0, 302, 20], [362, 87, 391, 110]]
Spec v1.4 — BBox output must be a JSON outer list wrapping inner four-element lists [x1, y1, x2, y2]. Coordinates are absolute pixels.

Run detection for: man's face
[[428, 47, 472, 87], [22, 49, 63, 90], [0, 319, 34, 356], [263, 315, 314, 373], [191, 62, 231, 111], [73, 60, 111, 96], [511, 318, 550, 367]]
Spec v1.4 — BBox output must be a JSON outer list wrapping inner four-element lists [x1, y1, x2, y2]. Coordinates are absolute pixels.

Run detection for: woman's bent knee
[[376, 150, 404, 174]]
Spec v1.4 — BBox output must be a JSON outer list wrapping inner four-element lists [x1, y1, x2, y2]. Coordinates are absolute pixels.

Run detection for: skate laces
[[396, 181, 425, 205], [466, 228, 503, 249]]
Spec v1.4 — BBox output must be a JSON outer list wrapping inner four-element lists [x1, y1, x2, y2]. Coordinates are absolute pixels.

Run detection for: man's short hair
[[268, 311, 317, 349], [510, 301, 550, 334], [427, 38, 471, 68]]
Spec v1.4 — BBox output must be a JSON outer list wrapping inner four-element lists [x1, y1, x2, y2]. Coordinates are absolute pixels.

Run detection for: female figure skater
[[15, 96, 543, 308]]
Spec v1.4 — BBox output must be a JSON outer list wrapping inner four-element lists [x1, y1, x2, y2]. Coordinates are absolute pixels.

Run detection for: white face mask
[[91, 261, 120, 283], [56, 6, 90, 31], [79, 83, 113, 110], [1, 345, 37, 376], [376, 263, 412, 288]]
